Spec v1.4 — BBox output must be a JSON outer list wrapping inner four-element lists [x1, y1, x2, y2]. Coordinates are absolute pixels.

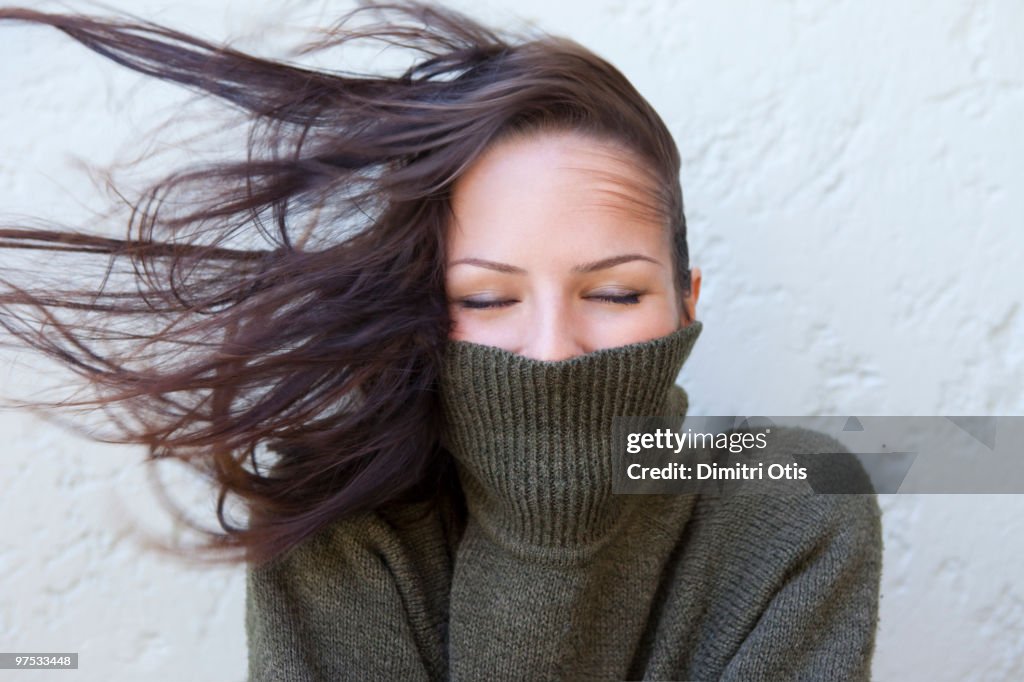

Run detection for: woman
[[0, 1, 882, 679]]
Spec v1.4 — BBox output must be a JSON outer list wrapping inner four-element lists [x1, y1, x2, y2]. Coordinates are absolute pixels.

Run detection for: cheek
[[447, 306, 473, 341], [599, 302, 679, 346], [446, 305, 514, 346]]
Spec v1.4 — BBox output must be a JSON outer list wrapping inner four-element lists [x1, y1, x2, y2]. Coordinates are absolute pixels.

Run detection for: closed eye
[[457, 299, 517, 310], [587, 293, 642, 305], [455, 292, 643, 309]]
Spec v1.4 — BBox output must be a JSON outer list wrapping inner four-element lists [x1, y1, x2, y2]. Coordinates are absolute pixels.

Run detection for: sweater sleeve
[[244, 500, 456, 681], [718, 431, 884, 681]]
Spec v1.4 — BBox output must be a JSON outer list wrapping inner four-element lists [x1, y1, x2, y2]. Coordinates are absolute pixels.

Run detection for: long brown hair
[[0, 0, 692, 567]]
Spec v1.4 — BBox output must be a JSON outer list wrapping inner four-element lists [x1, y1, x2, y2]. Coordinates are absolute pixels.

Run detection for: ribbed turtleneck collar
[[438, 321, 703, 562]]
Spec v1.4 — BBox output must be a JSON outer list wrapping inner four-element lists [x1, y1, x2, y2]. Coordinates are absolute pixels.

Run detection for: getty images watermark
[[611, 415, 1024, 495]]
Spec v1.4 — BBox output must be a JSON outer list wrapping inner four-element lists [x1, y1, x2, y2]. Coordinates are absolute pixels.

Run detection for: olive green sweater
[[245, 321, 883, 680]]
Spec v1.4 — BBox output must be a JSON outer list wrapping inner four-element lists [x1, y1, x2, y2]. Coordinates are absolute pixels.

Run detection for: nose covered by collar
[[438, 321, 703, 561]]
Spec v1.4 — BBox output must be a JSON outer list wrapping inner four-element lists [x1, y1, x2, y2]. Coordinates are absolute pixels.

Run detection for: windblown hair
[[0, 0, 691, 566]]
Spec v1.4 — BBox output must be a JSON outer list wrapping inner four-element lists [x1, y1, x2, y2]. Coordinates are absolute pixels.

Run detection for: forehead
[[449, 131, 666, 243]]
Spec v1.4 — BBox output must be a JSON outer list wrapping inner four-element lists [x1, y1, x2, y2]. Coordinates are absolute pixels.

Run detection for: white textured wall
[[1, 1, 1022, 680]]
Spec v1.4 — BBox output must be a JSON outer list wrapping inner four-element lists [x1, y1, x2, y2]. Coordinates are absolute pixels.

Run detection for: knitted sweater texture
[[245, 321, 883, 681]]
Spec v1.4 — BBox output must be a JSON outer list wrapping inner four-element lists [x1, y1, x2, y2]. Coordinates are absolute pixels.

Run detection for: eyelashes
[[457, 299, 514, 310], [456, 293, 643, 309], [589, 293, 642, 305]]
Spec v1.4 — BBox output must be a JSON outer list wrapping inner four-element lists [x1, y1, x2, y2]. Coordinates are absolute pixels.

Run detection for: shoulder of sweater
[[765, 424, 878, 494], [251, 496, 458, 576], [685, 425, 882, 558]]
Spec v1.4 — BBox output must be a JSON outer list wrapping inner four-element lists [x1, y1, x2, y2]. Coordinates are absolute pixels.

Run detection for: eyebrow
[[448, 253, 662, 274]]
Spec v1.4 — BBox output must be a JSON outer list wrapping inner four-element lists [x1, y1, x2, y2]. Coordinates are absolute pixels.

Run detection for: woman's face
[[446, 130, 701, 361]]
